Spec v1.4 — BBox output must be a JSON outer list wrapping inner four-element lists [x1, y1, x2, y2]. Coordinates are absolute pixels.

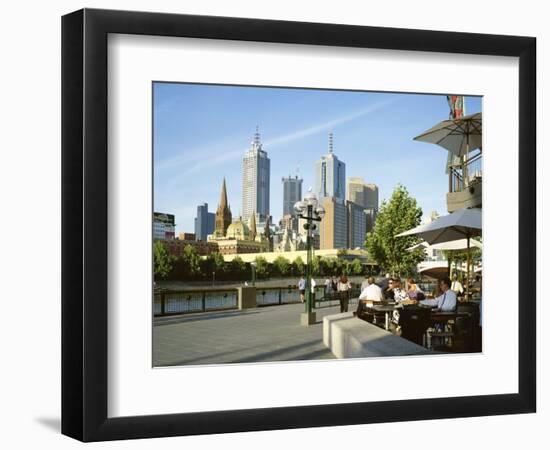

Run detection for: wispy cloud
[[170, 98, 397, 177]]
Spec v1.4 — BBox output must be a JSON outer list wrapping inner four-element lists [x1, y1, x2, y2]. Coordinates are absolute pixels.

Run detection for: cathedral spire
[[249, 212, 257, 241], [215, 177, 232, 237], [219, 177, 228, 209]]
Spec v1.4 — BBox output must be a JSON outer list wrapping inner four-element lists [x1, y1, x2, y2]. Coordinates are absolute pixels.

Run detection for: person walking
[[298, 276, 306, 303], [337, 274, 352, 313], [324, 276, 333, 295]]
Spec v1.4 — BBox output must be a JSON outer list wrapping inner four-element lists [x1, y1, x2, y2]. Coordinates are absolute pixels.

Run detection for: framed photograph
[[62, 8, 536, 442]]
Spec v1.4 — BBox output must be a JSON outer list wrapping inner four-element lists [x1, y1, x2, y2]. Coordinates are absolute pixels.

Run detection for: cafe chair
[[399, 306, 432, 346]]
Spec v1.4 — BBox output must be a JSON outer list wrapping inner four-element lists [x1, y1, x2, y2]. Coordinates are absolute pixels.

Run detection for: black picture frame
[[62, 8, 536, 442]]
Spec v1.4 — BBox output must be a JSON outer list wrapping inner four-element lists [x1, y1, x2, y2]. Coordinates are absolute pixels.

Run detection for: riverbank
[[156, 276, 367, 291]]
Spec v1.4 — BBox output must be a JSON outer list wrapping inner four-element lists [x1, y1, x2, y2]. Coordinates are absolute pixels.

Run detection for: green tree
[[254, 256, 269, 278], [181, 244, 201, 278], [322, 257, 338, 275], [272, 256, 291, 277], [153, 240, 173, 280], [350, 258, 363, 276], [229, 256, 246, 278], [365, 184, 425, 276], [292, 256, 305, 276], [204, 252, 226, 279], [311, 256, 321, 276]]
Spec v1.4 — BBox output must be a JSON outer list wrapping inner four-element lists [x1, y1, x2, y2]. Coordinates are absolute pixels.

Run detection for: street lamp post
[[294, 190, 325, 326]]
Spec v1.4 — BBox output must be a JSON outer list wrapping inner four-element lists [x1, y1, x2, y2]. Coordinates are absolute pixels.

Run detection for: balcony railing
[[449, 152, 482, 194]]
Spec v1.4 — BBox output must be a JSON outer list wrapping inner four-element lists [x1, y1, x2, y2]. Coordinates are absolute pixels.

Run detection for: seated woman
[[391, 278, 411, 330], [406, 277, 425, 300]]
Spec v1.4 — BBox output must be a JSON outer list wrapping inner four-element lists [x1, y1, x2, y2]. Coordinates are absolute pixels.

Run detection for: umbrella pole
[[466, 235, 471, 301]]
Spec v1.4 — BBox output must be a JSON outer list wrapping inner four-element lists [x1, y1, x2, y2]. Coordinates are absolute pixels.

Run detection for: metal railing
[[154, 289, 238, 316], [154, 284, 362, 316], [449, 153, 482, 193]]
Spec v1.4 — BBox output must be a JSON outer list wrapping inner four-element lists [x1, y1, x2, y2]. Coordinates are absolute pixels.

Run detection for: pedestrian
[[298, 276, 306, 303], [337, 274, 352, 313], [324, 276, 333, 295]]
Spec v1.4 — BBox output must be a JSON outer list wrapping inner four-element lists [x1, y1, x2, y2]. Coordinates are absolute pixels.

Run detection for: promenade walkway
[[153, 302, 348, 366]]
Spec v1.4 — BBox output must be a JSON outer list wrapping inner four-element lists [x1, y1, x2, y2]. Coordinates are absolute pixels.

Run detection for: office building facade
[[347, 201, 367, 249], [153, 212, 175, 240], [194, 203, 215, 241], [282, 175, 303, 217], [319, 196, 348, 250]]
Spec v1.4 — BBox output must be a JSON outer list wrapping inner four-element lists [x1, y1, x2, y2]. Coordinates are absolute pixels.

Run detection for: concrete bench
[[323, 312, 430, 358]]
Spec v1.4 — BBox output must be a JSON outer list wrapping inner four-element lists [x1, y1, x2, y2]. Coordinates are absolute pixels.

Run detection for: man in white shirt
[[420, 277, 457, 311], [359, 276, 384, 302], [451, 275, 464, 295]]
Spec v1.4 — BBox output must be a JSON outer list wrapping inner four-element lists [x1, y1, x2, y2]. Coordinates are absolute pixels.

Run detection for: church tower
[[214, 178, 232, 237]]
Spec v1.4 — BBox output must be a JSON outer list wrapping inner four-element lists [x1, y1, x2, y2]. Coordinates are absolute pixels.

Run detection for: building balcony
[[447, 152, 482, 213]]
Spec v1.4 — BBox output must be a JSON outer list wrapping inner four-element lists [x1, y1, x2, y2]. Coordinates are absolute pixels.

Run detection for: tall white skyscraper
[[315, 133, 346, 203], [242, 127, 270, 223]]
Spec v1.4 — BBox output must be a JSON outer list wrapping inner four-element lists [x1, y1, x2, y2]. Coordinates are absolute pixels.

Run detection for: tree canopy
[[153, 240, 173, 280], [365, 184, 425, 276]]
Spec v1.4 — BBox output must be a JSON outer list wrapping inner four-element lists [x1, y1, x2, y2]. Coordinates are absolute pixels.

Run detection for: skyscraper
[[282, 175, 303, 216], [319, 196, 348, 250], [194, 203, 215, 241], [346, 178, 379, 209], [315, 133, 346, 203], [242, 127, 270, 224], [346, 177, 367, 207], [346, 201, 367, 249], [364, 183, 379, 211], [214, 178, 232, 237]]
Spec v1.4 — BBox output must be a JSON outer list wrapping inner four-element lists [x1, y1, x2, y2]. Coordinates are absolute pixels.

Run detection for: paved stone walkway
[[153, 301, 354, 367]]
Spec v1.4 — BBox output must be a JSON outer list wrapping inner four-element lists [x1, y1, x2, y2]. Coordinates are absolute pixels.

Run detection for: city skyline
[[153, 83, 482, 233]]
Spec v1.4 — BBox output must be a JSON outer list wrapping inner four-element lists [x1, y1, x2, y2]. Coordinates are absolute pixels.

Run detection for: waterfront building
[[194, 203, 215, 241], [242, 127, 270, 224], [315, 133, 346, 203], [282, 175, 303, 216], [153, 212, 175, 240]]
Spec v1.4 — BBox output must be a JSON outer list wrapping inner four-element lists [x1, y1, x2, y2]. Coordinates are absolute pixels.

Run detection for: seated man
[[355, 276, 383, 319], [419, 277, 457, 312], [358, 276, 384, 303]]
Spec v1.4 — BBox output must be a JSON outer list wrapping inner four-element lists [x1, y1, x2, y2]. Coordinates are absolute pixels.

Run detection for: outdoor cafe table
[[370, 304, 398, 331]]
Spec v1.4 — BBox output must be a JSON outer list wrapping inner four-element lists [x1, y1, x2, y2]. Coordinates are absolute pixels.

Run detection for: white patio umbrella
[[430, 238, 482, 251], [397, 207, 482, 298], [408, 238, 482, 252], [413, 112, 482, 157]]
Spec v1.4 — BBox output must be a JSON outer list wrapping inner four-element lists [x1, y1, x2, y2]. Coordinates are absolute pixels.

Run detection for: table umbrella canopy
[[407, 238, 482, 252], [413, 112, 482, 157], [396, 207, 482, 244]]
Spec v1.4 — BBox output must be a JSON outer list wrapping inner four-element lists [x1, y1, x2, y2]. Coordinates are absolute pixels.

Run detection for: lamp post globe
[[304, 190, 318, 209], [315, 205, 326, 219], [294, 200, 306, 215]]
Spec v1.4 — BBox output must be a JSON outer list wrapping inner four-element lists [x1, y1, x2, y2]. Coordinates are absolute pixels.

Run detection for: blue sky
[[153, 82, 481, 233]]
